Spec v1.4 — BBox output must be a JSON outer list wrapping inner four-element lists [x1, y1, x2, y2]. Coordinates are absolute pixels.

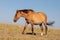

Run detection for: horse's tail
[[46, 21, 55, 26]]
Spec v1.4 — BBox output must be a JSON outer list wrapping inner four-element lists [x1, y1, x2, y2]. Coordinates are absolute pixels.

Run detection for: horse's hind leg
[[39, 23, 44, 36], [22, 23, 28, 34], [44, 23, 48, 35]]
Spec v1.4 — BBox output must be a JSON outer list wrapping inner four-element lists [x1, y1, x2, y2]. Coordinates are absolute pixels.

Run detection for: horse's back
[[31, 12, 47, 24]]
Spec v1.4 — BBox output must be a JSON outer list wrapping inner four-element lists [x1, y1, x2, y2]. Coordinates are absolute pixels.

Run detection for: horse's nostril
[[14, 20, 16, 22]]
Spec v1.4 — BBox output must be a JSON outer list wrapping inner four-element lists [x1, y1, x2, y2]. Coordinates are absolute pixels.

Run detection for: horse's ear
[[16, 10, 19, 13]]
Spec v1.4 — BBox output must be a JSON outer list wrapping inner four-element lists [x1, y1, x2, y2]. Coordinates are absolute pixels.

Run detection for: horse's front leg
[[22, 22, 28, 34], [31, 24, 34, 35]]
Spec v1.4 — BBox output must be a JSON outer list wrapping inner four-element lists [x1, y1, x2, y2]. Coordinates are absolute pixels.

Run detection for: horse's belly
[[33, 19, 42, 24], [32, 15, 43, 24]]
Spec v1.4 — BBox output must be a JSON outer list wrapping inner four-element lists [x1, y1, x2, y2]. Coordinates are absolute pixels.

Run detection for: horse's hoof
[[44, 32, 47, 35], [41, 32, 44, 36], [22, 32, 24, 34], [32, 33, 36, 35]]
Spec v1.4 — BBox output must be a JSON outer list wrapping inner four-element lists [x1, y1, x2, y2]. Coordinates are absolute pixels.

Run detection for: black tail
[[46, 21, 55, 26]]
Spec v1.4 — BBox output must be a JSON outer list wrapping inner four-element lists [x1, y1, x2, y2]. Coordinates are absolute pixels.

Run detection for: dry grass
[[0, 23, 60, 40]]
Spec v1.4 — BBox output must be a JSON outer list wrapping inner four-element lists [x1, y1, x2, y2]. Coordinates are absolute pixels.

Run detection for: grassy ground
[[0, 23, 60, 40]]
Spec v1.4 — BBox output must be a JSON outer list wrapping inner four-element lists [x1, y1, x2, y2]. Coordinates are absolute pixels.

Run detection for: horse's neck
[[22, 14, 28, 19], [22, 12, 35, 20]]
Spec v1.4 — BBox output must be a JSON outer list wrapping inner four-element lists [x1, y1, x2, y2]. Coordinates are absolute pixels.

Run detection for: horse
[[14, 9, 54, 36]]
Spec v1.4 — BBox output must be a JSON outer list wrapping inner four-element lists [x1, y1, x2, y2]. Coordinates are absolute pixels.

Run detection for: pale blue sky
[[0, 0, 60, 29]]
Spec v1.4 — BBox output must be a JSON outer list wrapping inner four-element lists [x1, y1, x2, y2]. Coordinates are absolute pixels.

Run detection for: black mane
[[17, 9, 34, 13]]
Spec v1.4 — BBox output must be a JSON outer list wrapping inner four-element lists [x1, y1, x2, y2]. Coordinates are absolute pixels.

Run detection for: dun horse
[[14, 9, 54, 36]]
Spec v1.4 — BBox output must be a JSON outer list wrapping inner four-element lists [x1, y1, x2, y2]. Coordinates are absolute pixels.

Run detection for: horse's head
[[14, 9, 34, 22], [14, 10, 23, 22]]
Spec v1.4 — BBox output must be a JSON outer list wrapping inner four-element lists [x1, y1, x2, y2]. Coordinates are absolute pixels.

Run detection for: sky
[[0, 0, 60, 29]]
